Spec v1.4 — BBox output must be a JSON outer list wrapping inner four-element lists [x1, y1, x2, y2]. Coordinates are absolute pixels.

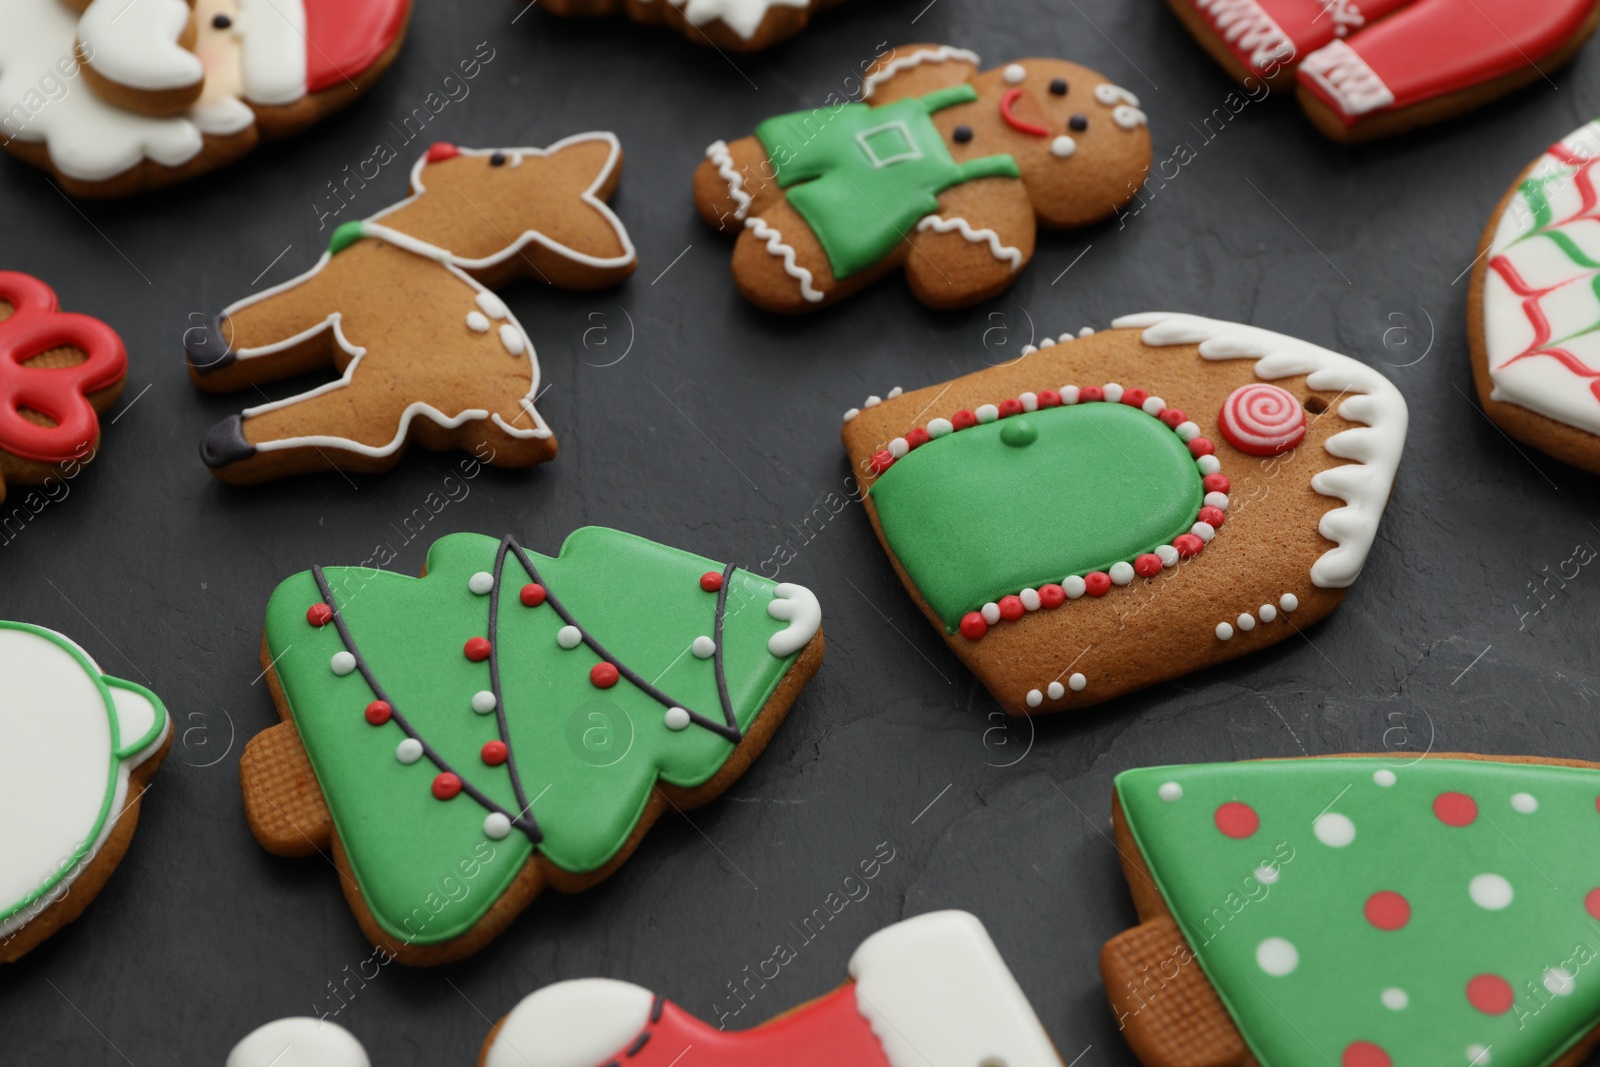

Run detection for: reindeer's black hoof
[[185, 313, 235, 375], [200, 415, 256, 469]]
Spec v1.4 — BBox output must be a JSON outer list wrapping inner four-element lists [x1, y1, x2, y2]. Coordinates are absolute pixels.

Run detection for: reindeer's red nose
[[425, 142, 459, 163]]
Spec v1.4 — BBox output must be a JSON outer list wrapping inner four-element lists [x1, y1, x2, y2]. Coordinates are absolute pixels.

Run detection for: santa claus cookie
[[538, 0, 846, 51], [1166, 0, 1600, 142], [0, 0, 411, 197], [0, 270, 126, 506], [479, 911, 1061, 1067], [1104, 753, 1600, 1067], [839, 313, 1408, 715], [241, 528, 823, 966], [693, 44, 1151, 313], [186, 135, 636, 485], [0, 621, 171, 964], [1469, 118, 1600, 475], [228, 1018, 369, 1067]]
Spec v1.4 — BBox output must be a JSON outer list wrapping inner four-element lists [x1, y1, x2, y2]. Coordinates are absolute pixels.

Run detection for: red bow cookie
[[0, 272, 126, 497]]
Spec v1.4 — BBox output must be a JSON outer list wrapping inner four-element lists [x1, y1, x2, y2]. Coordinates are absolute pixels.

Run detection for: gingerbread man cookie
[[1167, 0, 1600, 142], [0, 270, 126, 506], [240, 528, 822, 965], [1, 621, 171, 963], [0, 0, 411, 197], [1105, 753, 1600, 1067], [839, 313, 1408, 715], [694, 44, 1151, 312], [1470, 117, 1600, 475], [537, 0, 847, 51], [186, 135, 637, 485]]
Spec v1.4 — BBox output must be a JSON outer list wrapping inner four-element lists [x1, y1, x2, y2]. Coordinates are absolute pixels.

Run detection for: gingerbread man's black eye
[[211, 13, 232, 28], [1069, 114, 1088, 132], [953, 124, 973, 144], [1050, 78, 1068, 96], [490, 152, 507, 167]]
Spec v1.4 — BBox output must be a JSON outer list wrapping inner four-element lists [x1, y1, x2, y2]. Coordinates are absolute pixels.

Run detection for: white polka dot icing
[[1544, 966, 1576, 996], [330, 651, 357, 676], [1469, 873, 1513, 910], [1159, 782, 1183, 802], [1382, 987, 1409, 1010], [1373, 769, 1396, 787], [1511, 792, 1538, 813], [556, 625, 583, 650], [664, 707, 691, 730], [471, 690, 497, 714], [396, 738, 423, 764], [484, 812, 512, 840], [1313, 812, 1355, 847], [1255, 937, 1298, 976], [1467, 1044, 1491, 1065], [691, 636, 716, 659], [468, 571, 495, 595], [1254, 863, 1279, 885]]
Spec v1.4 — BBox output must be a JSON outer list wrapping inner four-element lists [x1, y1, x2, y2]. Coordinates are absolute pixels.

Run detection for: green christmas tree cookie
[[240, 528, 823, 965]]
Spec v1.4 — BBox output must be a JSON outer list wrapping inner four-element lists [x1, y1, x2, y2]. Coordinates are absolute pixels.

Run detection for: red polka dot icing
[[1434, 792, 1478, 827], [1214, 801, 1259, 839], [1586, 888, 1600, 920], [590, 662, 620, 689], [519, 583, 546, 607], [306, 603, 334, 627], [432, 772, 463, 800], [1342, 1042, 1391, 1067], [1364, 891, 1410, 931], [1466, 974, 1514, 1015], [464, 637, 491, 662], [699, 571, 724, 593]]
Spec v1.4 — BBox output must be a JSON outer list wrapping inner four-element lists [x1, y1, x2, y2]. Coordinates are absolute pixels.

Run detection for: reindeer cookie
[[538, 0, 847, 51], [186, 134, 637, 485], [693, 44, 1151, 313], [0, 0, 411, 197]]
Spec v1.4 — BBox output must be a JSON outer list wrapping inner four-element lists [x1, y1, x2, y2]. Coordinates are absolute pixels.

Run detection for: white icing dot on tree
[[1254, 863, 1279, 885], [1381, 987, 1408, 1010], [1064, 576, 1087, 598], [1469, 873, 1513, 911], [469, 571, 495, 595], [1468, 1044, 1492, 1066], [1544, 966, 1576, 996], [1512, 792, 1538, 813], [330, 651, 357, 676], [928, 417, 953, 438], [396, 738, 423, 764], [1255, 937, 1298, 976], [1110, 561, 1134, 585], [976, 404, 999, 423], [1313, 812, 1355, 847], [556, 625, 583, 649], [484, 812, 511, 840], [1373, 769, 1397, 787], [981, 602, 1001, 624], [471, 690, 497, 714], [1159, 782, 1183, 802], [1103, 383, 1124, 403], [691, 635, 716, 659], [664, 707, 691, 731]]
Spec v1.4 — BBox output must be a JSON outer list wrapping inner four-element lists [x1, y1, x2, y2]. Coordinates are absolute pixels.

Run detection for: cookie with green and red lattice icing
[[1470, 116, 1600, 476], [1104, 753, 1600, 1067], [838, 313, 1408, 716], [239, 527, 822, 966]]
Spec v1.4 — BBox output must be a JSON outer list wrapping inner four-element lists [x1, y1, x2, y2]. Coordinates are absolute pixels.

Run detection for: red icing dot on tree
[[959, 612, 988, 640], [1188, 437, 1215, 458], [1199, 505, 1226, 528], [1039, 584, 1065, 608], [1342, 1042, 1392, 1067], [1174, 534, 1205, 558], [1122, 388, 1149, 408], [519, 583, 547, 607], [1080, 386, 1104, 403], [906, 427, 930, 449], [364, 700, 392, 726], [1214, 801, 1259, 839], [464, 637, 491, 662], [1434, 792, 1478, 827], [952, 409, 977, 430], [869, 451, 895, 474], [1364, 891, 1410, 931], [1085, 571, 1112, 597], [998, 595, 1025, 621], [1467, 973, 1514, 1015], [1134, 553, 1163, 578], [1586, 888, 1600, 920], [1203, 473, 1231, 494], [432, 772, 462, 800], [1161, 408, 1187, 429], [1037, 389, 1062, 408], [306, 603, 333, 627], [590, 662, 620, 689], [999, 398, 1023, 417], [481, 740, 508, 766], [699, 571, 724, 593]]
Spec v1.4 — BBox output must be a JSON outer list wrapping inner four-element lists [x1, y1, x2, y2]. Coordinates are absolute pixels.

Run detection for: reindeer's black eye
[[1069, 114, 1088, 132], [953, 125, 973, 144], [490, 152, 507, 167], [1050, 77, 1068, 96], [212, 13, 232, 28]]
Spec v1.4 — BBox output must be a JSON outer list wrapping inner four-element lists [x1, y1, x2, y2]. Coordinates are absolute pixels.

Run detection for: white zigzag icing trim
[[1194, 0, 1296, 70], [862, 45, 981, 101], [744, 216, 824, 302], [1299, 39, 1394, 116], [706, 140, 753, 221], [916, 215, 1023, 270], [1114, 312, 1408, 590]]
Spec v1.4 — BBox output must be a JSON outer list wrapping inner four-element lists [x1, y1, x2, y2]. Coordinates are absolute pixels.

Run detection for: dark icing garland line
[[503, 538, 744, 744], [486, 536, 535, 829], [311, 564, 544, 843]]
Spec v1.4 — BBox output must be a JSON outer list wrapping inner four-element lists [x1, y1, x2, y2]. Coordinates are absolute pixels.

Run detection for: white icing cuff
[[237, 0, 308, 106], [767, 582, 821, 656], [849, 911, 1061, 1067], [1194, 0, 1295, 70], [485, 979, 654, 1067], [77, 0, 204, 91], [227, 1017, 370, 1067], [1298, 39, 1395, 117]]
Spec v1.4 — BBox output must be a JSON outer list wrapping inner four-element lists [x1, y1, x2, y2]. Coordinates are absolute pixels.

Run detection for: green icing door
[[869, 403, 1203, 630]]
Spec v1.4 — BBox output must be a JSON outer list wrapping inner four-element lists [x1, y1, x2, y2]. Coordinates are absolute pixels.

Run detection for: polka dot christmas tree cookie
[[239, 528, 822, 966], [1104, 754, 1600, 1067]]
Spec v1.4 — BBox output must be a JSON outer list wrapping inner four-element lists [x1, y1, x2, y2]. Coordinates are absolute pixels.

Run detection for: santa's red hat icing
[[236, 0, 410, 106]]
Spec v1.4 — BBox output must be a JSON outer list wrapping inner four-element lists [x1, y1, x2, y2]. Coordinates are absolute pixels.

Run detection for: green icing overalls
[[754, 85, 1021, 280]]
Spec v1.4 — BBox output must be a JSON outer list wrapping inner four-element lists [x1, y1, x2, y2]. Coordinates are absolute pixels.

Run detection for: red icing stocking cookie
[[478, 911, 1063, 1067], [0, 270, 126, 506], [693, 43, 1151, 313], [1167, 0, 1600, 141], [185, 135, 637, 485]]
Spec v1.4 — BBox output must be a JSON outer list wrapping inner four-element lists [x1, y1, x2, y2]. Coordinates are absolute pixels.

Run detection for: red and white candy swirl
[[1217, 384, 1305, 456]]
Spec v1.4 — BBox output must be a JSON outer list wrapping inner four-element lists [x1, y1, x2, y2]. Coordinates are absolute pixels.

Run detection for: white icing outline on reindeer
[[210, 132, 637, 462]]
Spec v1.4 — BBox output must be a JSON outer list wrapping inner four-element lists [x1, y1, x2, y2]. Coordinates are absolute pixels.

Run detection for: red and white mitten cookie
[[1166, 0, 1600, 141], [1, 621, 171, 963], [839, 313, 1408, 715], [1105, 754, 1600, 1067], [693, 43, 1151, 312], [1469, 117, 1600, 475], [479, 911, 1062, 1067], [185, 136, 637, 485], [536, 0, 848, 51], [0, 0, 412, 197]]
